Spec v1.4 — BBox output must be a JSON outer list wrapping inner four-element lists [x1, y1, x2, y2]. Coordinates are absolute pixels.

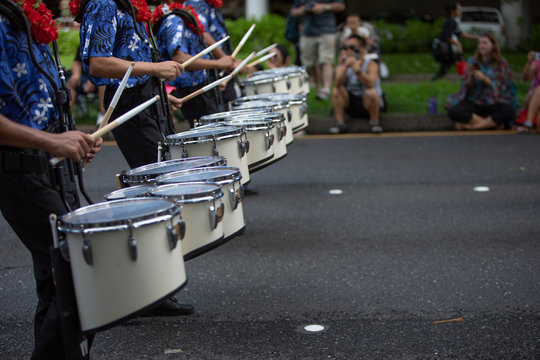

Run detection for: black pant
[[172, 83, 223, 128], [105, 79, 172, 169], [447, 100, 515, 128], [0, 171, 80, 359]]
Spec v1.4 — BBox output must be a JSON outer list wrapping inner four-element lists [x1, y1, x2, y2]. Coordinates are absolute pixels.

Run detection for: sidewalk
[[306, 113, 454, 134]]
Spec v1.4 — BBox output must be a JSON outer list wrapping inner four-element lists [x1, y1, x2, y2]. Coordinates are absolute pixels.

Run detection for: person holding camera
[[329, 35, 384, 134], [291, 0, 345, 101]]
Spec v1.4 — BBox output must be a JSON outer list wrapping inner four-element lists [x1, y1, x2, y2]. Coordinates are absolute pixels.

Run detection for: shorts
[[346, 90, 369, 118], [300, 33, 336, 67]]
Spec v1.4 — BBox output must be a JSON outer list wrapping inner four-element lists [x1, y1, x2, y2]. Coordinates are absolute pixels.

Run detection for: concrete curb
[[306, 114, 455, 134]]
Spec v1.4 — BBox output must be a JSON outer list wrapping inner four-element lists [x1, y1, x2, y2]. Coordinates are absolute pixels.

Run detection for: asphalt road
[[1, 132, 539, 359]]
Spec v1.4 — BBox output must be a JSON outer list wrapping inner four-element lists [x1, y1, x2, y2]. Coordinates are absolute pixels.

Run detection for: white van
[[459, 7, 506, 46]]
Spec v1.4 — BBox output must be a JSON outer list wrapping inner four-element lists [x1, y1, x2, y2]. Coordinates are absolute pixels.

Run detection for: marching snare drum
[[148, 182, 224, 260], [57, 198, 186, 333], [233, 93, 308, 134], [103, 184, 155, 201], [240, 72, 289, 96], [119, 156, 226, 187], [196, 108, 273, 127], [164, 126, 250, 185], [253, 66, 309, 95], [231, 114, 288, 170], [223, 119, 274, 172], [156, 167, 245, 240]]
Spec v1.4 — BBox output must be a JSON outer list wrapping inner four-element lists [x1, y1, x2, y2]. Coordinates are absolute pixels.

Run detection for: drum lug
[[167, 225, 178, 250], [218, 202, 224, 223], [301, 103, 308, 118], [286, 79, 291, 90], [181, 147, 188, 158], [128, 235, 137, 261], [237, 139, 245, 157], [287, 110, 292, 123], [212, 145, 219, 157], [127, 221, 137, 261], [209, 205, 218, 230], [229, 187, 239, 210], [244, 137, 250, 154], [279, 125, 285, 140], [177, 219, 186, 240], [82, 237, 93, 266], [264, 131, 274, 150]]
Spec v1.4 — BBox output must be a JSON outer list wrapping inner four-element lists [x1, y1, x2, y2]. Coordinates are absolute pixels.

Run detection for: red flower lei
[[69, 0, 152, 23], [152, 3, 205, 35], [11, 0, 58, 44], [204, 0, 222, 8]]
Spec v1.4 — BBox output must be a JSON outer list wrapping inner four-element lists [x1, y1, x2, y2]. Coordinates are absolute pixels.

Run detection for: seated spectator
[[338, 13, 379, 55], [329, 35, 384, 134], [447, 33, 515, 130], [517, 51, 540, 132], [267, 44, 291, 69]]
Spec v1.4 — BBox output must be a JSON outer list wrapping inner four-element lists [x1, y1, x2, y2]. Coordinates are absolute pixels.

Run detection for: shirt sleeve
[[81, 0, 118, 62], [156, 15, 189, 60]]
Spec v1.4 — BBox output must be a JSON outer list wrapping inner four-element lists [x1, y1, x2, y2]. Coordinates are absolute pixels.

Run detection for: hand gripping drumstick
[[219, 24, 256, 76], [49, 96, 160, 166], [220, 51, 256, 87], [182, 35, 230, 69], [247, 52, 276, 68], [181, 52, 256, 104]]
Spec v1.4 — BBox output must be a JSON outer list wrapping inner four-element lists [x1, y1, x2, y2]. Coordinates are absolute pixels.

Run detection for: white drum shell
[[65, 216, 186, 333], [289, 102, 309, 133], [178, 200, 225, 259], [220, 180, 245, 239], [243, 127, 274, 171], [168, 137, 250, 185], [250, 120, 288, 172], [242, 77, 289, 96]]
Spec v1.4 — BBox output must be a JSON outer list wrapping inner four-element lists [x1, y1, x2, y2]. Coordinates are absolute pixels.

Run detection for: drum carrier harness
[[0, 0, 93, 211]]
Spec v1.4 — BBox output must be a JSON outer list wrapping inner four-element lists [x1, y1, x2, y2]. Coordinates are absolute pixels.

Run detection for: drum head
[[121, 157, 226, 184], [233, 99, 287, 111], [59, 198, 178, 232], [199, 109, 273, 123], [104, 185, 155, 201], [165, 126, 240, 144], [157, 166, 241, 185], [149, 182, 224, 203]]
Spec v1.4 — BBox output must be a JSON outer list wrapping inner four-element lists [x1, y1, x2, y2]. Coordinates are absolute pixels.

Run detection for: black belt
[[0, 151, 49, 173]]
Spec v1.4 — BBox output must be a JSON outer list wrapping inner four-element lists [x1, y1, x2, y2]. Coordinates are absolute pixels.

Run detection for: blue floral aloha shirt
[[79, 0, 152, 88], [185, 0, 228, 46], [0, 16, 60, 130], [155, 13, 207, 88]]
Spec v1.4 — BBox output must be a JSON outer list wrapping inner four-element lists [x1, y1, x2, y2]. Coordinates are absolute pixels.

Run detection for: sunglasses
[[340, 45, 359, 52]]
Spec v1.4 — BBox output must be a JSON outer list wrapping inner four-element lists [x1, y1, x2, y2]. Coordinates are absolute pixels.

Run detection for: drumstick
[[182, 35, 230, 69], [255, 43, 277, 58], [96, 62, 135, 131], [219, 24, 256, 76], [221, 51, 256, 87], [49, 214, 59, 248], [231, 24, 256, 58], [179, 74, 232, 103], [247, 52, 276, 68], [49, 96, 160, 166]]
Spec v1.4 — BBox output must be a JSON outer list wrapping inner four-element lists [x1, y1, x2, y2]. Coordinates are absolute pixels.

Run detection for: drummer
[[74, 0, 183, 169], [0, 1, 102, 358], [153, 0, 235, 128], [76, 0, 194, 316], [184, 0, 241, 103]]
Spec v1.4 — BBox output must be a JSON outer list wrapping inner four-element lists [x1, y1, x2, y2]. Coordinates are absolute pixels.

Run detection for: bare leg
[[321, 63, 333, 92], [363, 89, 381, 122], [526, 87, 540, 130], [332, 85, 349, 123]]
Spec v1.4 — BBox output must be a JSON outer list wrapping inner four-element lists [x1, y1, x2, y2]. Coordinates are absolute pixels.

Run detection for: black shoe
[[328, 122, 347, 134], [140, 297, 194, 317]]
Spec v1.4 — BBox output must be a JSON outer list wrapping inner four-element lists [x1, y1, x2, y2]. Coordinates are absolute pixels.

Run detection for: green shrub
[[225, 14, 294, 65]]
